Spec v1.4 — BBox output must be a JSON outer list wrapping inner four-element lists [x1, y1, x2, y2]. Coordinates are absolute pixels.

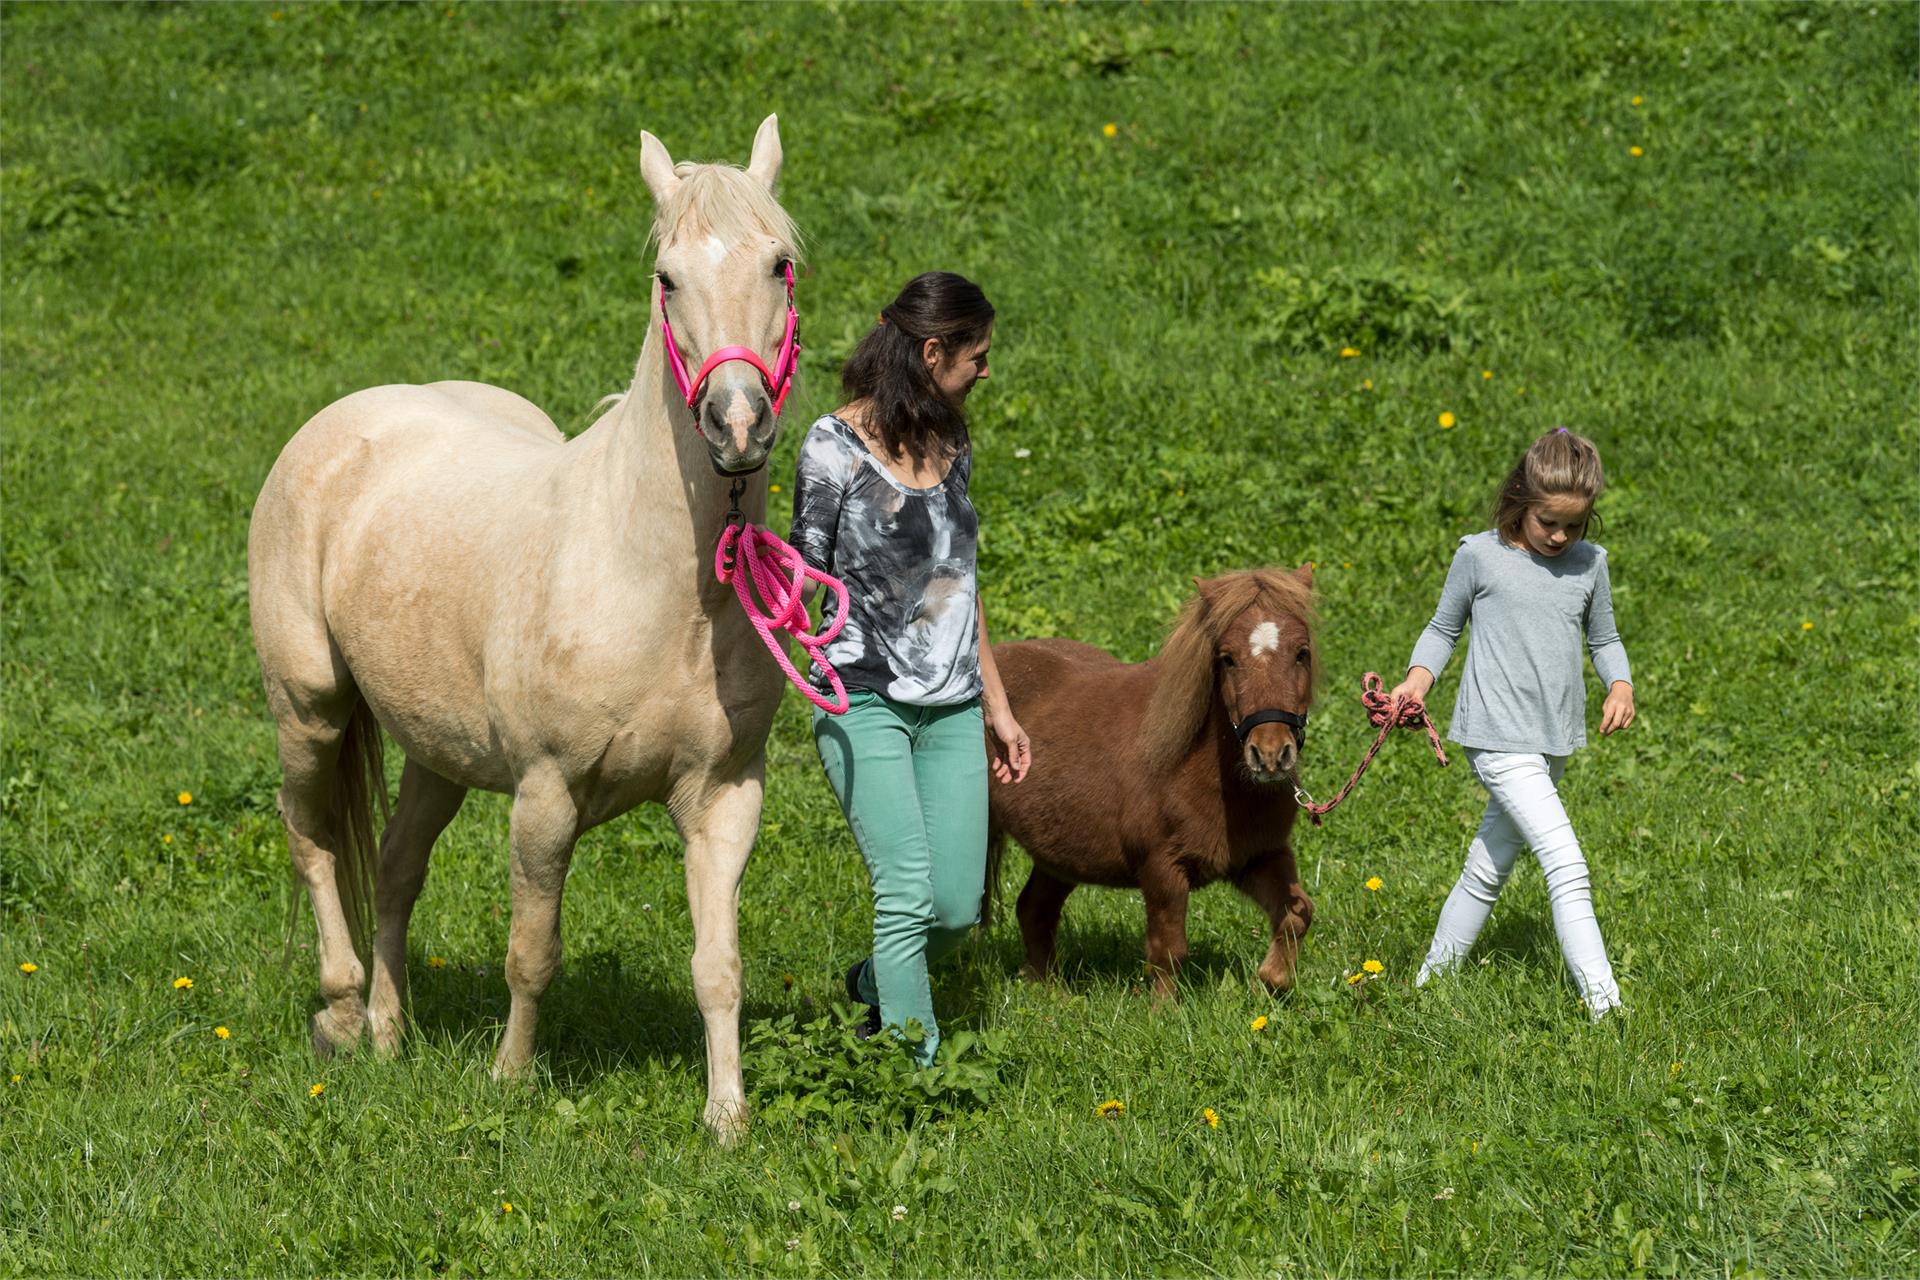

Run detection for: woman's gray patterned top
[[788, 414, 981, 705]]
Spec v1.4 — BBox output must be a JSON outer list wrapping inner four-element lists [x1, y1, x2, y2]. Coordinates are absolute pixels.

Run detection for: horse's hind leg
[[367, 759, 468, 1055], [1233, 845, 1314, 993], [1015, 868, 1075, 981], [492, 764, 582, 1081]]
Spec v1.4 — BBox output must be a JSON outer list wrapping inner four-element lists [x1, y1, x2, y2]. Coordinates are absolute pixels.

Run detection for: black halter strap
[[1232, 707, 1308, 750]]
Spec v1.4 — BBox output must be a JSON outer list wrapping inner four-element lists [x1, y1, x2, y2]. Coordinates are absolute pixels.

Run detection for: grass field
[[3, 2, 1917, 1274]]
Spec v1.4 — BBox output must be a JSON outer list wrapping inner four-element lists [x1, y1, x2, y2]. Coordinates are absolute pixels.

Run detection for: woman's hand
[[1387, 667, 1435, 714], [985, 700, 1031, 784], [1599, 681, 1636, 735]]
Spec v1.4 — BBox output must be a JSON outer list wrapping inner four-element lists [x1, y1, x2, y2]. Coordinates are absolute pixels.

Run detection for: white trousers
[[1416, 749, 1621, 1019]]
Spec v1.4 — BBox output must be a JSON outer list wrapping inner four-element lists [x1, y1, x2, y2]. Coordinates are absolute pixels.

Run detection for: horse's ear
[[1295, 561, 1314, 587], [640, 131, 680, 206], [746, 114, 783, 193]]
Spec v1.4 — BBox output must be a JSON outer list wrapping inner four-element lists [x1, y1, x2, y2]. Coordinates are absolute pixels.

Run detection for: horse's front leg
[[492, 764, 582, 1080], [1138, 861, 1192, 1002], [1232, 843, 1314, 992], [676, 762, 764, 1146]]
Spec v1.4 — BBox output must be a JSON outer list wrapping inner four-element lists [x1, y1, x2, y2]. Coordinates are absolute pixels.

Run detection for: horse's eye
[[1295, 647, 1312, 665], [657, 272, 677, 294], [1218, 653, 1236, 669]]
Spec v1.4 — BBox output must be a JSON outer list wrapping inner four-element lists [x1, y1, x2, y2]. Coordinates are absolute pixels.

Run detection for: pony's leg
[[367, 759, 468, 1054], [270, 694, 370, 1057], [1015, 869, 1075, 981], [677, 766, 764, 1146], [1233, 845, 1314, 992], [1139, 864, 1192, 1002], [491, 766, 582, 1080]]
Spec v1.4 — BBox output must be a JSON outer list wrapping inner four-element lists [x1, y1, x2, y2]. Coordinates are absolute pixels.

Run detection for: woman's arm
[[977, 596, 1030, 784]]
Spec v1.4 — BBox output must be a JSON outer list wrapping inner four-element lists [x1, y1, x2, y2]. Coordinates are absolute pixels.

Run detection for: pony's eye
[[657, 272, 677, 294], [1218, 653, 1237, 669], [1295, 647, 1312, 665]]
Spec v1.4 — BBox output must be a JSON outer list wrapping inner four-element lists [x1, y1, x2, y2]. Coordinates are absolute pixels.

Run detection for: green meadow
[[3, 2, 1916, 1274]]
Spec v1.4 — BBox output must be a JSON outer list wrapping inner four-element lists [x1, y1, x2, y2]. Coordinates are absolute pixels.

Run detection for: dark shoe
[[844, 961, 882, 1040]]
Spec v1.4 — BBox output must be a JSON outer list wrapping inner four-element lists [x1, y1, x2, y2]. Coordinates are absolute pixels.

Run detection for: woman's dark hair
[[840, 271, 994, 464]]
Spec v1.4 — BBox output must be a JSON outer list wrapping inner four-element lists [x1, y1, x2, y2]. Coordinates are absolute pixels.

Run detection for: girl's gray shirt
[[787, 414, 981, 706], [1408, 530, 1632, 756]]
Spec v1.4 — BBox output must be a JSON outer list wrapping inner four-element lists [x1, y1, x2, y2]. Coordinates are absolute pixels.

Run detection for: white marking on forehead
[[701, 235, 729, 265], [1248, 621, 1280, 658]]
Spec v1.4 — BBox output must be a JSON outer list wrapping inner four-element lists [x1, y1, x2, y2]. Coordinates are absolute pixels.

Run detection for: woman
[[788, 271, 1030, 1064]]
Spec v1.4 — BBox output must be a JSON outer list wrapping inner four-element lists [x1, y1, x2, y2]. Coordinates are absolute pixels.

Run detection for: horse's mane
[[651, 162, 804, 262], [1139, 569, 1320, 774]]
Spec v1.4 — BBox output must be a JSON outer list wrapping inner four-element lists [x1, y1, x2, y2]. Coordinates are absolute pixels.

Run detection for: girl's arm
[[1389, 540, 1476, 708], [977, 596, 1030, 784], [1587, 552, 1636, 735]]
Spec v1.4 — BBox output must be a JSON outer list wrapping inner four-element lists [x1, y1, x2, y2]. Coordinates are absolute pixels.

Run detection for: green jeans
[[813, 690, 988, 1064]]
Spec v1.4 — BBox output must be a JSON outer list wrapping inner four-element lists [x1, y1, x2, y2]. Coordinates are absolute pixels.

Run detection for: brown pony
[[984, 567, 1319, 998]]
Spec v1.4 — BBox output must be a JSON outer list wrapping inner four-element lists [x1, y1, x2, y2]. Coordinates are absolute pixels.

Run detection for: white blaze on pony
[[1248, 621, 1281, 659], [247, 115, 798, 1143]]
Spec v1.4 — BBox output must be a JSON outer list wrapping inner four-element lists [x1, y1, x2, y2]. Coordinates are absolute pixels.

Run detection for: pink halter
[[659, 261, 800, 416]]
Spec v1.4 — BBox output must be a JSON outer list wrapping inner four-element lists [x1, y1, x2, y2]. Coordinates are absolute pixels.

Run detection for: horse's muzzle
[[1243, 734, 1299, 784]]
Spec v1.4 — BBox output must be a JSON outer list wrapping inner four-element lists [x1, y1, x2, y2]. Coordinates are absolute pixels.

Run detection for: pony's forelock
[[1138, 570, 1319, 774], [649, 163, 803, 262]]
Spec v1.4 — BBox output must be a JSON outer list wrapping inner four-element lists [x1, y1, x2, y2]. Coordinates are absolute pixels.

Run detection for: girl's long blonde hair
[[1492, 428, 1606, 543]]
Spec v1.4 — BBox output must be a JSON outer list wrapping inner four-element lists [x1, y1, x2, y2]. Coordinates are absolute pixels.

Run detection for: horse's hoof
[[704, 1099, 749, 1147], [310, 1009, 364, 1058]]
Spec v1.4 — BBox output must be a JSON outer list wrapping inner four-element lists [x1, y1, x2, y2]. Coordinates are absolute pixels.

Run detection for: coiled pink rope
[[1293, 672, 1449, 825], [715, 522, 852, 715]]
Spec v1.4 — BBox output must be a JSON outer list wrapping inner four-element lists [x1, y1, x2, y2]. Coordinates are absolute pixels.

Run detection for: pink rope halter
[[660, 261, 800, 416]]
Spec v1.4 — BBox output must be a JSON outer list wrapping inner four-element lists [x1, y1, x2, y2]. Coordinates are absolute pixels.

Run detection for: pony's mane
[[1139, 569, 1320, 774], [651, 162, 804, 262]]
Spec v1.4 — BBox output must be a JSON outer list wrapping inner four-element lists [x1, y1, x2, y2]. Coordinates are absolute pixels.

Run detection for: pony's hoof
[[704, 1099, 749, 1147], [310, 1008, 365, 1058], [1258, 966, 1297, 994]]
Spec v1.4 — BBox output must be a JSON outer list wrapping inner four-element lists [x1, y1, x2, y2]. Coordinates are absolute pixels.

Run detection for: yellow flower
[[163, 835, 173, 845], [769, 483, 782, 493], [1631, 95, 1644, 106], [1202, 1107, 1219, 1129], [1249, 1015, 1269, 1032], [1481, 370, 1493, 380], [8, 1074, 19, 1085], [215, 1026, 231, 1040], [1629, 145, 1644, 158], [1471, 1140, 1479, 1154], [1347, 972, 1364, 985], [309, 1082, 326, 1098], [18, 962, 37, 975], [1102, 123, 1118, 138], [1364, 876, 1383, 892], [1361, 379, 1372, 391], [427, 955, 446, 968], [173, 976, 194, 990], [501, 1201, 514, 1214], [1362, 959, 1384, 975], [177, 791, 193, 806], [1339, 347, 1361, 359], [1096, 1099, 1125, 1118], [782, 973, 795, 990], [1800, 621, 1813, 632], [1438, 412, 1457, 429], [1669, 1061, 1684, 1077]]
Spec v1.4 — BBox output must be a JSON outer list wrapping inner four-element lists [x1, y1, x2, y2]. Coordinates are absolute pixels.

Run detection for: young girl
[[1388, 428, 1635, 1021], [788, 271, 1031, 1065]]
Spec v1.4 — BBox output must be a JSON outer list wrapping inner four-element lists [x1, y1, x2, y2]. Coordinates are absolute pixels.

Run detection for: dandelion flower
[[768, 483, 781, 493], [1249, 1015, 1269, 1032], [1361, 379, 1373, 391], [501, 1201, 514, 1214], [1362, 959, 1384, 975], [1631, 95, 1644, 106], [173, 976, 194, 990], [1102, 123, 1118, 138], [1339, 347, 1361, 359], [891, 1204, 908, 1221], [8, 1074, 19, 1085], [1670, 1061, 1684, 1077], [163, 835, 173, 845], [1202, 1107, 1219, 1128], [18, 962, 37, 975], [177, 791, 193, 806], [1481, 370, 1493, 380], [214, 1026, 231, 1040], [1629, 146, 1644, 158], [427, 955, 446, 968], [1096, 1099, 1126, 1118], [782, 973, 794, 990], [309, 1082, 326, 1097], [1364, 876, 1383, 892], [1801, 621, 1813, 632], [1438, 412, 1457, 429], [1347, 972, 1364, 985]]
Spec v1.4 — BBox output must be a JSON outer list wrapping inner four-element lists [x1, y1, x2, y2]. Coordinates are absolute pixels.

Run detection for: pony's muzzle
[[1243, 728, 1299, 783], [699, 375, 777, 474]]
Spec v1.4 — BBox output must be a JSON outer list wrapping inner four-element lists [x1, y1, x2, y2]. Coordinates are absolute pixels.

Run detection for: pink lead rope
[[714, 494, 852, 715], [1292, 672, 1449, 825]]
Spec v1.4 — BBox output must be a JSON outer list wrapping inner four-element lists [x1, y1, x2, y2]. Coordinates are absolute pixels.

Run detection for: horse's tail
[[283, 698, 388, 968], [980, 826, 1008, 930]]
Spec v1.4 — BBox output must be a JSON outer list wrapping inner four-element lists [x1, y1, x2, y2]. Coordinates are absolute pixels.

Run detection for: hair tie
[[1554, 426, 1569, 434]]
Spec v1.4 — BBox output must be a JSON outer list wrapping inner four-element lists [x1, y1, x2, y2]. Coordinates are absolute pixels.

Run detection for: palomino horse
[[248, 116, 799, 1140], [985, 568, 1319, 998]]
